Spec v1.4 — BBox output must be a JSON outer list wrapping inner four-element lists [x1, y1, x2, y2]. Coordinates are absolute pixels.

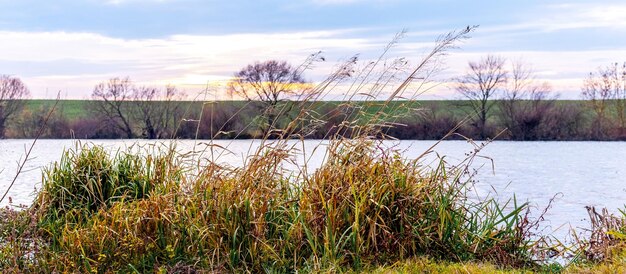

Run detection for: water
[[1, 139, 625, 240]]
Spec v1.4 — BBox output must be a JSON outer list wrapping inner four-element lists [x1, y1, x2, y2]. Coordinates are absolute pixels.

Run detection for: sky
[[1, 0, 626, 99]]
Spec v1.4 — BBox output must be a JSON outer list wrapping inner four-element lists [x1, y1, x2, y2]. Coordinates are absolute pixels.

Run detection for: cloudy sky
[[1, 0, 625, 99]]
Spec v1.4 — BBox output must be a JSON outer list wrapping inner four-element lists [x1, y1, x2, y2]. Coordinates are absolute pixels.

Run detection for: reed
[[0, 27, 571, 272], [565, 206, 626, 266]]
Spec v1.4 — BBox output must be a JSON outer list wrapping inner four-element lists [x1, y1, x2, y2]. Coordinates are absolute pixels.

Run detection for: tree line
[[1, 57, 625, 140]]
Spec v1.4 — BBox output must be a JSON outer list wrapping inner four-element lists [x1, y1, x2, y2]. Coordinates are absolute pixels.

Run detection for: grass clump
[[30, 143, 185, 266], [36, 144, 182, 216], [299, 140, 534, 269]]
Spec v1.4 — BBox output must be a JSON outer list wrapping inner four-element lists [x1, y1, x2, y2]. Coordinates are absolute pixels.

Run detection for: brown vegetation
[[0, 75, 30, 138]]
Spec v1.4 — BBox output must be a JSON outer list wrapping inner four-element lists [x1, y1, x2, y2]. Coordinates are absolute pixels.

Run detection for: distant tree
[[227, 60, 310, 136], [456, 55, 508, 139], [582, 62, 626, 138], [14, 104, 70, 138], [132, 85, 185, 139], [499, 61, 556, 140], [614, 63, 626, 133], [0, 75, 30, 138], [91, 77, 135, 138]]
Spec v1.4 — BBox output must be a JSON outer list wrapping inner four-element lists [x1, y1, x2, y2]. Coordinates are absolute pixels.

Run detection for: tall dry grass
[[0, 27, 569, 272]]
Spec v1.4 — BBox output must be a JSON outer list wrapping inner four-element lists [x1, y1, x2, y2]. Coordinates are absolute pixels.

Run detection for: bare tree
[[91, 77, 135, 138], [499, 62, 556, 140], [612, 63, 626, 134], [581, 62, 626, 138], [456, 55, 508, 139], [0, 75, 30, 138], [14, 104, 70, 138], [132, 85, 185, 139], [614, 63, 626, 133], [227, 60, 310, 135]]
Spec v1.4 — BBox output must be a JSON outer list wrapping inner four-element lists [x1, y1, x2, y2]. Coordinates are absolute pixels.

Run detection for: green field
[[22, 99, 589, 121]]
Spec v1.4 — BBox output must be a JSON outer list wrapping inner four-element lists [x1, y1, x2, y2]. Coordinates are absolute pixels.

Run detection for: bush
[[9, 105, 71, 138], [175, 102, 254, 139], [69, 118, 125, 139]]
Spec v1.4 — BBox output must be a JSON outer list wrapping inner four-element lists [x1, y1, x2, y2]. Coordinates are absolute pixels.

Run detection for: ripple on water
[[1, 139, 625, 242]]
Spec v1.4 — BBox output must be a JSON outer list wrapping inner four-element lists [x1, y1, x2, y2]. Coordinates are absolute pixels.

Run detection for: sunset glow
[[1, 0, 625, 99]]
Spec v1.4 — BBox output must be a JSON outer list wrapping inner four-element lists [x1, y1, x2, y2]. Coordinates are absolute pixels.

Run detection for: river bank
[[6, 99, 626, 141]]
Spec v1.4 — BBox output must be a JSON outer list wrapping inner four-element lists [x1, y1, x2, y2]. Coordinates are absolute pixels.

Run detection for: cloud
[[309, 0, 397, 6], [103, 0, 172, 5], [0, 29, 388, 98], [478, 3, 626, 34], [310, 0, 363, 5], [2, 14, 624, 100], [542, 3, 626, 31]]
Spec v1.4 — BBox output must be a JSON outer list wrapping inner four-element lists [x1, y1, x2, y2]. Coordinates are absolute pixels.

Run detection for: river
[[1, 139, 625, 241]]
